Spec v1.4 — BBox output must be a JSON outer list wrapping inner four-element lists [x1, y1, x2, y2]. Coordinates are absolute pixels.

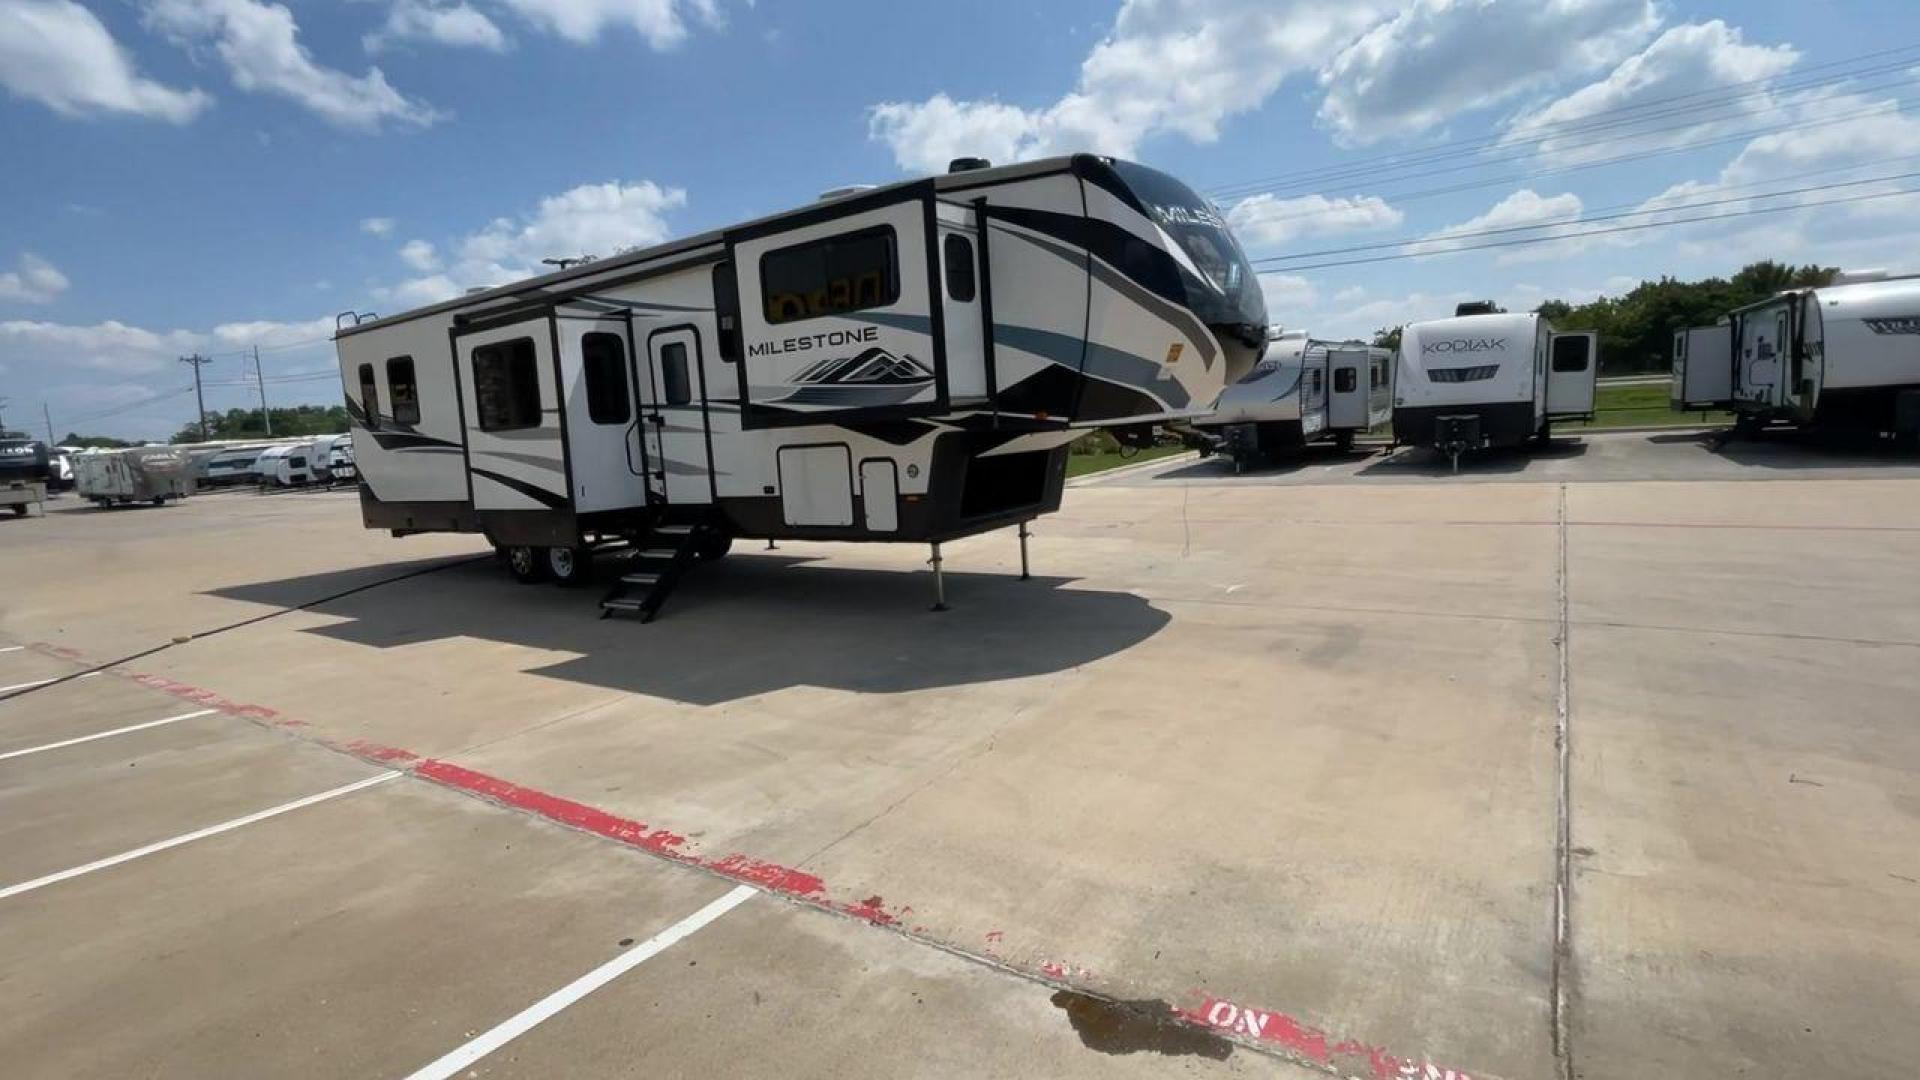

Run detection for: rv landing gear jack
[[929, 542, 949, 612], [1018, 521, 1032, 581]]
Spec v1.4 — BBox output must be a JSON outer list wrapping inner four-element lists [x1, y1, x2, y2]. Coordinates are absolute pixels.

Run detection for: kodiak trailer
[[335, 155, 1267, 619], [1190, 330, 1392, 470], [1672, 276, 1920, 438], [1392, 304, 1597, 468]]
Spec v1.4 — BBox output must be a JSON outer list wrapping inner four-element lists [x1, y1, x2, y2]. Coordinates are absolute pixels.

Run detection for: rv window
[[1311, 369, 1323, 395], [760, 226, 899, 325], [357, 363, 380, 430], [387, 356, 420, 424], [1335, 367, 1357, 394], [714, 262, 742, 363], [1551, 336, 1590, 373], [1370, 361, 1385, 389], [472, 337, 542, 431], [661, 341, 692, 406], [943, 234, 976, 303], [581, 333, 631, 425]]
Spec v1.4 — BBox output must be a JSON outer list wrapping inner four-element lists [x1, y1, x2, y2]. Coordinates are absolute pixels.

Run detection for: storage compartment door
[[860, 459, 899, 533], [1674, 325, 1732, 406], [454, 317, 568, 513], [1546, 332, 1597, 417], [731, 193, 943, 426], [778, 445, 853, 527], [1326, 348, 1369, 429]]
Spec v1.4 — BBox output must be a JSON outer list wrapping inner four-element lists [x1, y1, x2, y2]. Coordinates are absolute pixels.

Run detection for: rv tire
[[1334, 430, 1355, 452], [697, 533, 732, 561], [10, 504, 24, 517], [504, 545, 548, 584], [546, 544, 595, 587]]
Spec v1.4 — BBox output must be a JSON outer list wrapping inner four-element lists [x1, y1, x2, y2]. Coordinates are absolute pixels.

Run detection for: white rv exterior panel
[[1814, 278, 1920, 390], [556, 315, 650, 514], [1395, 313, 1541, 410], [338, 314, 468, 504], [1672, 325, 1733, 406], [778, 445, 853, 527], [455, 319, 567, 512], [1326, 347, 1370, 430], [1546, 332, 1598, 417]]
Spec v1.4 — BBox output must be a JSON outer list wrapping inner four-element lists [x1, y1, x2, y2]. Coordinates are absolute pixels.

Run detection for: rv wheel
[[696, 533, 733, 561], [10, 504, 24, 517], [546, 545, 595, 587], [504, 545, 548, 584]]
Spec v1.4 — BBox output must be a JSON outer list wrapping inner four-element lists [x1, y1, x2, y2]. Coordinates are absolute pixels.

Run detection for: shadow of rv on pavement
[[207, 553, 1171, 707]]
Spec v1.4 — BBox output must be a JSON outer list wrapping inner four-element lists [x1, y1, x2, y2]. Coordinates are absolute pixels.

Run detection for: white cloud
[[365, 0, 508, 53], [1227, 192, 1402, 250], [398, 238, 440, 271], [360, 216, 396, 237], [0, 318, 202, 374], [1506, 21, 1798, 163], [1318, 0, 1660, 144], [208, 315, 336, 349], [1257, 273, 1317, 320], [0, 0, 210, 122], [492, 0, 720, 48], [376, 179, 688, 308], [869, 0, 1393, 173], [0, 253, 71, 304], [1423, 188, 1586, 263], [144, 0, 438, 130]]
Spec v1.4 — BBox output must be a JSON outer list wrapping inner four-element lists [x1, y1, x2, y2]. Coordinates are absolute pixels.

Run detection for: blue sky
[[2, 0, 1917, 439]]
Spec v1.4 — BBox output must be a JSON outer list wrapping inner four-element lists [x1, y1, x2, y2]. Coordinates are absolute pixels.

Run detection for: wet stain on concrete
[[1050, 990, 1233, 1060]]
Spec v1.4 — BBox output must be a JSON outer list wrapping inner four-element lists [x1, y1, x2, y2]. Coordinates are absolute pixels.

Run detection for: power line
[[62, 386, 196, 428], [1206, 42, 1920, 199], [1258, 184, 1920, 273], [1253, 168, 1920, 265]]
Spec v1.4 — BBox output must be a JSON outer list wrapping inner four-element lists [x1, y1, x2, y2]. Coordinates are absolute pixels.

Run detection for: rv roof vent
[[818, 184, 876, 202], [948, 157, 992, 173], [1455, 301, 1501, 316], [465, 286, 489, 295], [1833, 269, 1891, 285]]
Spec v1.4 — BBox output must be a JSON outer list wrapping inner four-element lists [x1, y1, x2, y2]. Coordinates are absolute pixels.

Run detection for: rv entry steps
[[599, 517, 724, 623]]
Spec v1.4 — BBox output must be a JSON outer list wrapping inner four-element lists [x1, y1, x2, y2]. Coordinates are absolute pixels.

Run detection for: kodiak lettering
[[1423, 338, 1509, 354]]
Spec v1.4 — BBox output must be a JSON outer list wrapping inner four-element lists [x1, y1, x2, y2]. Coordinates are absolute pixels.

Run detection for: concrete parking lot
[[2, 431, 1916, 1079]]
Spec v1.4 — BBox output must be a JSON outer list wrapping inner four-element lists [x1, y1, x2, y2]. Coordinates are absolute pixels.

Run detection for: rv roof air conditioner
[[1455, 301, 1501, 316], [817, 184, 877, 201], [947, 157, 992, 173]]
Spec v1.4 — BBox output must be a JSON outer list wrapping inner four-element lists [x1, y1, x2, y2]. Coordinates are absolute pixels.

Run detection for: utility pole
[[179, 354, 213, 441], [43, 402, 54, 445], [252, 344, 273, 436], [0, 396, 9, 433]]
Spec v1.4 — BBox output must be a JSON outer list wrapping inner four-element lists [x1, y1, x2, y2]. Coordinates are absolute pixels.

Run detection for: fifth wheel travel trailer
[[1671, 275, 1920, 438], [1392, 303, 1597, 469], [335, 154, 1268, 620], [1190, 330, 1393, 470]]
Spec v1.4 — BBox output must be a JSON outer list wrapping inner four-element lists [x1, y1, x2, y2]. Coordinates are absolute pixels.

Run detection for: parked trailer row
[[1672, 275, 1920, 438]]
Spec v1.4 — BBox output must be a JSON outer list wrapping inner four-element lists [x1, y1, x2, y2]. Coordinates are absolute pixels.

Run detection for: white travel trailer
[[1193, 330, 1393, 469], [1392, 303, 1597, 467], [335, 155, 1267, 619], [73, 446, 195, 506], [256, 445, 320, 487], [200, 444, 271, 487], [1672, 276, 1920, 437]]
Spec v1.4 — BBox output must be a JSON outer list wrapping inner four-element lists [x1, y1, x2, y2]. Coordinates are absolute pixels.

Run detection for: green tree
[[1371, 325, 1403, 351], [59, 432, 136, 448], [170, 404, 349, 444]]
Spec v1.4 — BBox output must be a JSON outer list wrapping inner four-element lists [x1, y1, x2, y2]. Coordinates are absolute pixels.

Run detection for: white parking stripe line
[[403, 885, 758, 1080], [0, 646, 25, 653], [0, 772, 399, 901], [0, 678, 58, 694], [0, 709, 220, 763]]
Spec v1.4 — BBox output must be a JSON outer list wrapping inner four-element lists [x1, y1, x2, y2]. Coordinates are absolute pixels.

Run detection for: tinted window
[[660, 341, 692, 406], [387, 356, 419, 424], [581, 333, 630, 425], [944, 234, 976, 303], [1335, 367, 1357, 394], [1551, 336, 1590, 373], [357, 363, 379, 430], [761, 226, 898, 324], [713, 262, 742, 363], [472, 337, 542, 431], [1311, 369, 1323, 394]]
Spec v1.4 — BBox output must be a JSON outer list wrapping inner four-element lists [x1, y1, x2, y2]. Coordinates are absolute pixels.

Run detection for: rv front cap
[[1423, 338, 1509, 354]]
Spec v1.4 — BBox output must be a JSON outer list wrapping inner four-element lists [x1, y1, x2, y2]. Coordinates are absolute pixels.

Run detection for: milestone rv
[[1191, 330, 1392, 469], [335, 155, 1267, 618], [1672, 275, 1920, 437], [1393, 303, 1597, 467], [73, 446, 195, 507]]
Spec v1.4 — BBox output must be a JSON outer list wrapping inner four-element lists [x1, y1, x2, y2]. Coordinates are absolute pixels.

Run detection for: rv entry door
[[454, 317, 569, 513], [1326, 348, 1370, 430], [1547, 333, 1598, 418], [558, 317, 652, 514], [639, 326, 713, 505], [1672, 325, 1732, 407]]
